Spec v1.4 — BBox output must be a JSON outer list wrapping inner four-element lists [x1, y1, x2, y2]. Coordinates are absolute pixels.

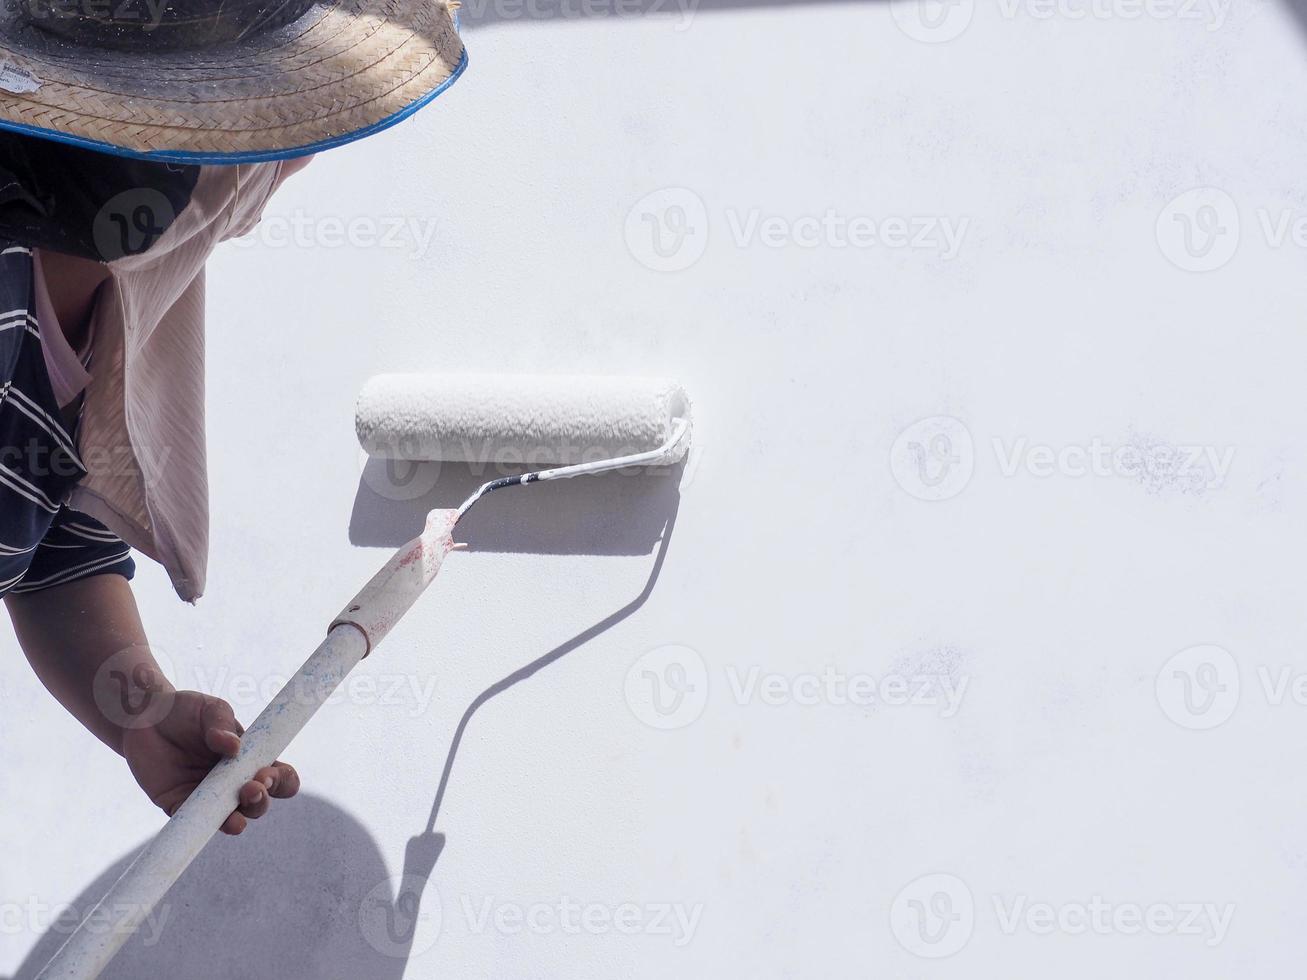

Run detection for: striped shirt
[[0, 240, 135, 595]]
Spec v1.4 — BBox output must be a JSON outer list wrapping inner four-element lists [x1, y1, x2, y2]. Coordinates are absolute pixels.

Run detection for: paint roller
[[36, 374, 692, 980]]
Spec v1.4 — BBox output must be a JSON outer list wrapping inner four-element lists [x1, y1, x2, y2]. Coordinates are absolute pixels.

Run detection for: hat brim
[[0, 0, 466, 163]]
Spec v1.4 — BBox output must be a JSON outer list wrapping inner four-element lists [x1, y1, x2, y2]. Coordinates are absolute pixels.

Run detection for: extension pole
[[35, 511, 459, 980]]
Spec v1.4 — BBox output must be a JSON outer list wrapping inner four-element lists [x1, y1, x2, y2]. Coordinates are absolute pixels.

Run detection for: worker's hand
[[122, 691, 300, 835]]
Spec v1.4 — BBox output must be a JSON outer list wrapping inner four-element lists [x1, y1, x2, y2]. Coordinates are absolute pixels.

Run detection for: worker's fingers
[[200, 696, 244, 757], [257, 761, 300, 800], [220, 811, 247, 836], [235, 764, 302, 823], [238, 780, 271, 820]]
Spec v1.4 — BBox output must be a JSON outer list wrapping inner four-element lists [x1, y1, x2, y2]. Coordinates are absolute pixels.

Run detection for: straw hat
[[0, 0, 466, 163]]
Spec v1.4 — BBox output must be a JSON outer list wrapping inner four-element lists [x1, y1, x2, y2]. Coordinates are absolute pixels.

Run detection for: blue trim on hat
[[0, 46, 468, 165]]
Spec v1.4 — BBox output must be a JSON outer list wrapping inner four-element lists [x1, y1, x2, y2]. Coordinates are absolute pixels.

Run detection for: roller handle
[[329, 509, 459, 654]]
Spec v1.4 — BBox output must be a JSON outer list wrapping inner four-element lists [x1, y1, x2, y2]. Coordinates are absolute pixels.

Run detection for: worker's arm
[[5, 574, 299, 834]]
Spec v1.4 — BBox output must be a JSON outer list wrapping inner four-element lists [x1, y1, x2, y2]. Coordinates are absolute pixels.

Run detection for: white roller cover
[[356, 373, 692, 465]]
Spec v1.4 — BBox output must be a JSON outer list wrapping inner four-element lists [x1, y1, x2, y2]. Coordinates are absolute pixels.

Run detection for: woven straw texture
[[0, 0, 464, 157]]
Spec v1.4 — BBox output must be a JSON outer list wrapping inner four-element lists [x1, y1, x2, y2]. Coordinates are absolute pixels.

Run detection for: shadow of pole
[[421, 505, 679, 840]]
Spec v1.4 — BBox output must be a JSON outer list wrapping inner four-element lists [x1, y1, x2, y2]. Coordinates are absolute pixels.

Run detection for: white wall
[[5, 0, 1307, 975]]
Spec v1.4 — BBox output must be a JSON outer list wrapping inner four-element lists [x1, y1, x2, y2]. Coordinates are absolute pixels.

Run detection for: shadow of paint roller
[[35, 373, 693, 980]]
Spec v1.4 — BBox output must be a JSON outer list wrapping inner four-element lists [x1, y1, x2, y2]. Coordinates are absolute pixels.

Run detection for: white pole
[[35, 509, 459, 980]]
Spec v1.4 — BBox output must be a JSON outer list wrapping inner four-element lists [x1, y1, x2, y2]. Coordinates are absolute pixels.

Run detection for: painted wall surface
[[4, 0, 1307, 975]]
